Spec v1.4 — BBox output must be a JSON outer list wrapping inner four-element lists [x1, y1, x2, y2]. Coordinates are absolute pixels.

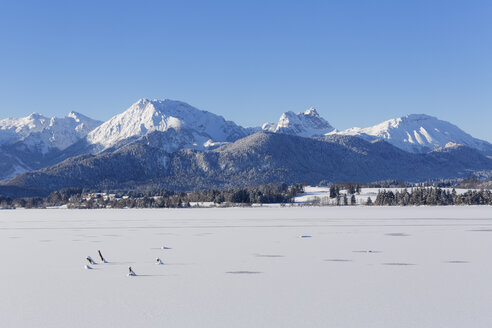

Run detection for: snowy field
[[2, 207, 492, 327]]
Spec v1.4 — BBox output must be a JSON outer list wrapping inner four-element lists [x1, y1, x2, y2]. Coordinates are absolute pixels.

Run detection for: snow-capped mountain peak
[[303, 107, 319, 116], [27, 112, 45, 119], [67, 111, 89, 121], [262, 107, 334, 137], [0, 111, 102, 152], [86, 98, 248, 152], [0, 113, 48, 143], [331, 114, 492, 155], [0, 110, 102, 180]]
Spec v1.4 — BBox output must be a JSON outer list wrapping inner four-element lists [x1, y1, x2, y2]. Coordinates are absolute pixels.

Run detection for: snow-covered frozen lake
[[2, 207, 492, 327]]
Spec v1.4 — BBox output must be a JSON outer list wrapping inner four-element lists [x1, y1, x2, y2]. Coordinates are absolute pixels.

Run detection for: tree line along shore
[[1, 178, 492, 209]]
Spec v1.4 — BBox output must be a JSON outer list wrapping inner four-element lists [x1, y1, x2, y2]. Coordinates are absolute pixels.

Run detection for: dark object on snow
[[156, 257, 163, 265], [98, 250, 106, 262], [128, 266, 136, 276], [86, 256, 95, 264]]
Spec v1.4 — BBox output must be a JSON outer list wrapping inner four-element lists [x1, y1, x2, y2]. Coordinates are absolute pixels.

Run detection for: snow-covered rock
[[128, 267, 136, 276], [86, 99, 249, 152], [330, 114, 492, 155], [262, 108, 334, 137]]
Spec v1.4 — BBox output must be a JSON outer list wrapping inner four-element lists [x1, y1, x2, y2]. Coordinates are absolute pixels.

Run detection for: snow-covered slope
[[0, 112, 102, 180], [0, 113, 48, 144], [262, 108, 334, 137], [0, 111, 102, 152], [86, 99, 249, 152], [2, 100, 492, 183], [330, 114, 492, 155]]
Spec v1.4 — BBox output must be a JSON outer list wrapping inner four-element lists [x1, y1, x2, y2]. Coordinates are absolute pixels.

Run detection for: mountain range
[[0, 112, 102, 179], [329, 114, 492, 155], [0, 98, 491, 197]]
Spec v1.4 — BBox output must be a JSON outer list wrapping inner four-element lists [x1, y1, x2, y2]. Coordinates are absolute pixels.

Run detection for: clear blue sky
[[1, 0, 491, 141]]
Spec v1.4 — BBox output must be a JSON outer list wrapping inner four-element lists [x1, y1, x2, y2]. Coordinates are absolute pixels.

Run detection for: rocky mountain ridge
[[0, 98, 491, 191]]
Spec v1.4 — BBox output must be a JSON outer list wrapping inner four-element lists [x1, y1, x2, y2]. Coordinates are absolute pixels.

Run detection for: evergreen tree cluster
[[328, 183, 361, 198], [0, 183, 304, 209], [374, 187, 492, 206]]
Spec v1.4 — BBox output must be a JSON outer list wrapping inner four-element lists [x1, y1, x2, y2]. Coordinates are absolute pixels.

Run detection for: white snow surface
[[86, 99, 247, 152], [2, 207, 492, 328], [262, 107, 334, 137], [329, 114, 492, 153], [0, 111, 102, 152]]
